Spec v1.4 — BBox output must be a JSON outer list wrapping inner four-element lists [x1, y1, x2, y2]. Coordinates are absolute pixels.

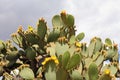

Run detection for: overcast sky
[[0, 0, 120, 44]]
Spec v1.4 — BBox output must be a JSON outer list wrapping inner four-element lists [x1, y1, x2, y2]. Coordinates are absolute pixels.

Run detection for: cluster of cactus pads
[[0, 11, 119, 80]]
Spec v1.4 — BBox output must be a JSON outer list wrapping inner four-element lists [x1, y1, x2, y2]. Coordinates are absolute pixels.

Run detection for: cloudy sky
[[0, 0, 120, 44]]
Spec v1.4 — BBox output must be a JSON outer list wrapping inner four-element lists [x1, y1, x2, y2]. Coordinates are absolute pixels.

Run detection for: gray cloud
[[0, 0, 63, 40], [0, 0, 120, 43]]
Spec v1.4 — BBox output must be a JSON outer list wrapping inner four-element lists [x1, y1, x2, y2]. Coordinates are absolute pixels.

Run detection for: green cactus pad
[[58, 55, 62, 66], [46, 47, 56, 56], [109, 65, 117, 75], [60, 13, 74, 27], [37, 19, 47, 40], [47, 30, 60, 42], [25, 33, 39, 45], [85, 58, 93, 68], [62, 51, 70, 68], [44, 61, 57, 80], [25, 47, 36, 60], [95, 55, 104, 66], [52, 15, 63, 29], [88, 63, 98, 80], [66, 54, 80, 70], [68, 45, 76, 56], [55, 42, 69, 56], [105, 38, 112, 46], [81, 45, 89, 57], [66, 14, 74, 27], [19, 67, 34, 79], [76, 32, 85, 41], [106, 49, 117, 60], [88, 41, 95, 57], [69, 35, 76, 44], [6, 51, 18, 61], [94, 38, 102, 52], [57, 68, 68, 80], [70, 70, 83, 80]]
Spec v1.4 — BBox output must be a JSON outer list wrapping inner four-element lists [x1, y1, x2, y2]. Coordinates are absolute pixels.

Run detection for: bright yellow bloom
[[28, 25, 33, 32], [41, 61, 46, 65], [41, 57, 51, 65], [104, 69, 110, 75], [75, 42, 81, 47], [54, 60, 59, 65], [42, 56, 59, 66], [51, 56, 57, 60], [45, 57, 51, 62]]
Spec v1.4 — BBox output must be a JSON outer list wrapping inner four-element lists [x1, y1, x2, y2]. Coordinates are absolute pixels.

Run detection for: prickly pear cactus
[[0, 11, 119, 80]]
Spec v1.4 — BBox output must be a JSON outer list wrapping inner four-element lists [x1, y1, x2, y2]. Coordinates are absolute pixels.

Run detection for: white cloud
[[62, 0, 120, 43], [0, 0, 120, 43]]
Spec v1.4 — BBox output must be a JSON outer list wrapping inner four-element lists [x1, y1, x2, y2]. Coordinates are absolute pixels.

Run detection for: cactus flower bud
[[39, 18, 45, 22], [61, 10, 66, 15], [17, 26, 23, 33]]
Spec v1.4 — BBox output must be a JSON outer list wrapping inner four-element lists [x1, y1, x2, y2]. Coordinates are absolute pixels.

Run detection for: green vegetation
[[0, 11, 119, 80]]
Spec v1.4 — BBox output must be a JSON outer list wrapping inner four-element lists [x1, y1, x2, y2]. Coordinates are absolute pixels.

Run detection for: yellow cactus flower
[[51, 56, 57, 60], [54, 59, 59, 65], [42, 56, 59, 66], [41, 61, 46, 65], [51, 56, 59, 65], [104, 69, 110, 75], [45, 57, 51, 62], [75, 42, 81, 47], [28, 25, 33, 32], [41, 57, 51, 65]]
